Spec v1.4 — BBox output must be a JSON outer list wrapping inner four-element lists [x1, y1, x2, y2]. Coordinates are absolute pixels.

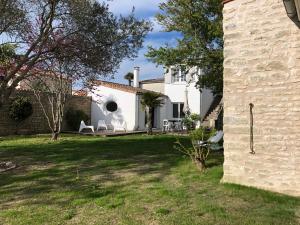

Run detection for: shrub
[[9, 96, 33, 122], [66, 108, 89, 131], [189, 127, 216, 142], [182, 113, 201, 131], [174, 127, 216, 171]]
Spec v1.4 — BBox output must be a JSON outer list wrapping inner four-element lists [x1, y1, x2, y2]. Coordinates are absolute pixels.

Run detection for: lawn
[[0, 135, 299, 225]]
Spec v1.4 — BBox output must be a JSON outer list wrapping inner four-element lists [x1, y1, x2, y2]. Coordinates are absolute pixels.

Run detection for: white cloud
[[100, 0, 176, 84]]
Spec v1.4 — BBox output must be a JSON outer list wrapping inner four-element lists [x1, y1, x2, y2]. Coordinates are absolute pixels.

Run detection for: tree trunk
[[147, 107, 153, 135], [194, 157, 206, 171], [51, 132, 59, 141]]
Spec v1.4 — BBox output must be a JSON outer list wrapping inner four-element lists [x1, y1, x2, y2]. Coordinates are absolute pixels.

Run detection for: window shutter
[[173, 103, 178, 118]]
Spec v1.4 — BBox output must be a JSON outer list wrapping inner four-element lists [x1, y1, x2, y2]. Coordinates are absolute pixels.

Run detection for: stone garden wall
[[0, 90, 91, 136], [222, 0, 300, 196]]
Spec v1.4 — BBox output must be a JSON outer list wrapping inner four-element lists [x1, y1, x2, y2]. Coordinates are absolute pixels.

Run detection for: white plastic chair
[[113, 121, 127, 132], [163, 119, 170, 132], [174, 121, 183, 131], [79, 120, 94, 133], [97, 120, 108, 131]]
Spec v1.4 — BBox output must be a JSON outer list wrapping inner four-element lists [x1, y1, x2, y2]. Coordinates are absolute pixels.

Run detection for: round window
[[106, 101, 118, 112]]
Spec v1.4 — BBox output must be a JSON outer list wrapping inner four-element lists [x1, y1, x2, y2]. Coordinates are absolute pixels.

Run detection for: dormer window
[[171, 67, 186, 83]]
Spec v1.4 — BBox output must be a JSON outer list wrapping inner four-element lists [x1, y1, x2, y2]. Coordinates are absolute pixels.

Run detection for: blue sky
[[106, 0, 180, 83]]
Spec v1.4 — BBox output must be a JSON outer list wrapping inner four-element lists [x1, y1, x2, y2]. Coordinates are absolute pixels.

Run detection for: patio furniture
[[174, 121, 183, 131], [168, 119, 182, 131], [113, 121, 127, 132], [97, 120, 108, 131], [195, 131, 224, 150], [163, 119, 170, 132], [79, 120, 94, 133]]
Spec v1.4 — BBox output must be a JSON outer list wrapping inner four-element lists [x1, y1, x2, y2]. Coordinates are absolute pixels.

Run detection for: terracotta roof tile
[[73, 90, 88, 97], [140, 78, 164, 84], [93, 80, 166, 96]]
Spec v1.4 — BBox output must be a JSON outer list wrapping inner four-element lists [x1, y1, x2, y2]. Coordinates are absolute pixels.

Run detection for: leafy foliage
[[124, 72, 134, 86], [182, 113, 201, 131], [0, 44, 16, 66], [8, 96, 33, 122], [189, 127, 216, 142], [146, 0, 223, 94], [141, 92, 164, 110], [66, 108, 89, 131], [0, 0, 152, 105]]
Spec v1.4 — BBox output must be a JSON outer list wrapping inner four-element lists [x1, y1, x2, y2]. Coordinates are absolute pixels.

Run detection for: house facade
[[222, 0, 300, 196], [89, 66, 216, 131]]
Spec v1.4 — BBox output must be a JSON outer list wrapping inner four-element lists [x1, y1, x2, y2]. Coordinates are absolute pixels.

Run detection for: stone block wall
[[0, 90, 91, 136], [222, 0, 300, 196]]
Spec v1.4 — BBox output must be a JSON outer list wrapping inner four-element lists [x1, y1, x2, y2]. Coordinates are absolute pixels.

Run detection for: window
[[171, 67, 186, 83], [172, 103, 185, 118], [106, 101, 118, 112], [180, 72, 186, 82], [171, 68, 180, 83]]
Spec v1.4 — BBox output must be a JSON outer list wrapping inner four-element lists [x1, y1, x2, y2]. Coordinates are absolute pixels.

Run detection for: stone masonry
[[222, 0, 300, 196], [0, 90, 91, 136]]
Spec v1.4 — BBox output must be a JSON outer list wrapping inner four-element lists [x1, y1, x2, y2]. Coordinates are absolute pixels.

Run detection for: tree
[[0, 0, 152, 106], [141, 92, 164, 135], [146, 0, 223, 94], [26, 64, 72, 141], [124, 72, 134, 86]]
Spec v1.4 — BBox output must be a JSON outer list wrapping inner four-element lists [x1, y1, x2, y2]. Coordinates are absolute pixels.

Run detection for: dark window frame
[[172, 102, 184, 118]]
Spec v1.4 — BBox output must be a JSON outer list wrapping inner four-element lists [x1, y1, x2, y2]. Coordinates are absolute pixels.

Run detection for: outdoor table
[[168, 119, 182, 131]]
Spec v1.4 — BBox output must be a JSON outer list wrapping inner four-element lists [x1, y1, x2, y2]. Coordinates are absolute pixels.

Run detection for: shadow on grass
[[0, 135, 222, 209]]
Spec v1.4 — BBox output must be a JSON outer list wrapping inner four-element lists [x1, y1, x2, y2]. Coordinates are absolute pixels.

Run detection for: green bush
[[66, 108, 89, 131], [182, 113, 201, 131], [174, 127, 217, 171], [9, 96, 33, 122], [189, 127, 216, 142]]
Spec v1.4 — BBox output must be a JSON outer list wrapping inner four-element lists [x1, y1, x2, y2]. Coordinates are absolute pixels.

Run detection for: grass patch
[[0, 134, 299, 225]]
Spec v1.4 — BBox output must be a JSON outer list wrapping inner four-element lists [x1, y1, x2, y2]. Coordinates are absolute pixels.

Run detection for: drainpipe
[[134, 94, 140, 131]]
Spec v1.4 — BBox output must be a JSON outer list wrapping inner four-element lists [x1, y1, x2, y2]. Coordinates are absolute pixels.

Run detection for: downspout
[[134, 94, 140, 131]]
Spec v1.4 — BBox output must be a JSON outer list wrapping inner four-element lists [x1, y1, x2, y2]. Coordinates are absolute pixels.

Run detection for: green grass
[[0, 134, 299, 225]]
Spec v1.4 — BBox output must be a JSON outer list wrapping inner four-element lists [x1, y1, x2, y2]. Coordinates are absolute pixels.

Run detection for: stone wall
[[222, 0, 300, 196], [0, 90, 91, 136]]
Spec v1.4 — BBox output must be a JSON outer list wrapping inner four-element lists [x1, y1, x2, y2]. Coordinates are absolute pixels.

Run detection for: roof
[[139, 78, 164, 84], [73, 89, 88, 97], [93, 80, 166, 96]]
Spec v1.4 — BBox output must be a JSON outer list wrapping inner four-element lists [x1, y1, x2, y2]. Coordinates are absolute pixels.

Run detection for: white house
[[163, 66, 215, 123], [89, 66, 216, 131]]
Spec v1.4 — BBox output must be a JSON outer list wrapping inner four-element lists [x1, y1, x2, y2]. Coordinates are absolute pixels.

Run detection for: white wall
[[90, 86, 137, 131], [163, 66, 215, 120]]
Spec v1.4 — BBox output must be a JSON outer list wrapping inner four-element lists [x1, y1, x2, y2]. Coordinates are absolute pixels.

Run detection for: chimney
[[133, 67, 140, 88]]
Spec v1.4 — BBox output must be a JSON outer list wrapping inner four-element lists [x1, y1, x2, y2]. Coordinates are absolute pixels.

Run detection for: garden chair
[[196, 131, 224, 150], [79, 120, 94, 133], [97, 120, 108, 131], [113, 121, 127, 132], [163, 119, 170, 132]]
